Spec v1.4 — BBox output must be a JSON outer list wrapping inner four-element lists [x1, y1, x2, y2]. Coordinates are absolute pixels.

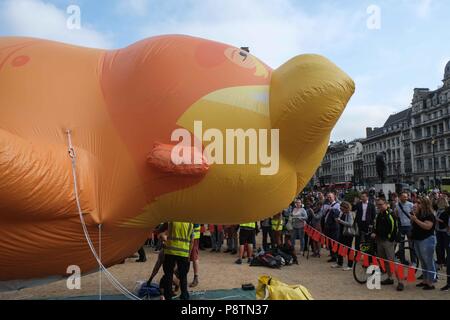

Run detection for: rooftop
[[383, 108, 411, 127]]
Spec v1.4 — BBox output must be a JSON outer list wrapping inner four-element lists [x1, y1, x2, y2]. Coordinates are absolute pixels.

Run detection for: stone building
[[410, 61, 450, 188], [362, 108, 413, 185]]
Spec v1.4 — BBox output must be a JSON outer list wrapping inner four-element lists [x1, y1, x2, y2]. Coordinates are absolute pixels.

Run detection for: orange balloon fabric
[[0, 35, 354, 282]]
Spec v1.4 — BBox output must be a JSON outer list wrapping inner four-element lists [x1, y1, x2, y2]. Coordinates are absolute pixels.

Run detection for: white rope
[[99, 224, 101, 301], [66, 130, 141, 300]]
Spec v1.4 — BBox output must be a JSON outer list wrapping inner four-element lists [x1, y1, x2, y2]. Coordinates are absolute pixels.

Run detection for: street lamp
[[445, 157, 448, 177], [396, 161, 401, 184], [431, 136, 437, 188]]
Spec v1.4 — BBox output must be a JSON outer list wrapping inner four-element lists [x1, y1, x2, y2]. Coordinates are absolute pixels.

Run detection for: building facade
[[314, 61, 450, 190], [362, 108, 412, 186], [344, 141, 363, 182], [314, 140, 362, 187], [410, 61, 450, 188]]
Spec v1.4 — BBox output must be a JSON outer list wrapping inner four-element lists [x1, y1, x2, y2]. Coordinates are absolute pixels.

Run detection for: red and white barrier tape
[[304, 224, 449, 282]]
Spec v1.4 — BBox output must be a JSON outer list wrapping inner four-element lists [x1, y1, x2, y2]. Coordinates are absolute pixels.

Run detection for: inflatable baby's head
[[0, 35, 354, 283], [100, 35, 355, 226]]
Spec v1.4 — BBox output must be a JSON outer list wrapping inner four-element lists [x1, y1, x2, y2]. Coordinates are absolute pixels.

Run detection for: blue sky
[[1, 0, 449, 142]]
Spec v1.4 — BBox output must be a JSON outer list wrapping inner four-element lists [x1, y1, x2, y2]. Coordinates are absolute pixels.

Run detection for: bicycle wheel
[[353, 262, 369, 284]]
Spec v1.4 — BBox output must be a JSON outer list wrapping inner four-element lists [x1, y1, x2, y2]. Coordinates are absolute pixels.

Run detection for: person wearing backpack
[[371, 198, 404, 291], [395, 192, 415, 265]]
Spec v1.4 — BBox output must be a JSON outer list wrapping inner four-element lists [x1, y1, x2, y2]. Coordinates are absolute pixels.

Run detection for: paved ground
[[1, 236, 450, 300]]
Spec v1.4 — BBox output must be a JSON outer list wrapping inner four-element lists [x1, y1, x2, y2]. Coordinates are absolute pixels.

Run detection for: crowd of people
[[285, 188, 449, 292], [143, 188, 450, 299]]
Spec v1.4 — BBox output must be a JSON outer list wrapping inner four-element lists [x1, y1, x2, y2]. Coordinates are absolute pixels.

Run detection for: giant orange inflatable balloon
[[0, 35, 354, 284]]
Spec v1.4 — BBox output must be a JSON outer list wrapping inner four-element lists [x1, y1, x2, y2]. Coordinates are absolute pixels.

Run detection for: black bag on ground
[[250, 253, 281, 269], [271, 248, 293, 265]]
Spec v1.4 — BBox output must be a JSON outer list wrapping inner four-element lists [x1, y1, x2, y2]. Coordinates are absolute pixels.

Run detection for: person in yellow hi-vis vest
[[235, 222, 257, 265], [272, 212, 284, 248], [161, 221, 194, 300], [189, 224, 201, 288]]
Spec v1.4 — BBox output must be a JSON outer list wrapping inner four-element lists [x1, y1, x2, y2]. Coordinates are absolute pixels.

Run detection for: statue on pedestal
[[376, 152, 387, 184]]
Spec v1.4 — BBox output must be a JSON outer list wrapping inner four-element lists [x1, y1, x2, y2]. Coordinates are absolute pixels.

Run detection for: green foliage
[[344, 189, 360, 203]]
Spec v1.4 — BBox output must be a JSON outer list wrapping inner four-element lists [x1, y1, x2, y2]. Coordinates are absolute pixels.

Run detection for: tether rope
[[66, 129, 141, 300]]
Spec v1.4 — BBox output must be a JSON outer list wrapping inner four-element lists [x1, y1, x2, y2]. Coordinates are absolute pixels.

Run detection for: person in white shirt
[[354, 191, 376, 251], [289, 199, 308, 254], [395, 192, 415, 265]]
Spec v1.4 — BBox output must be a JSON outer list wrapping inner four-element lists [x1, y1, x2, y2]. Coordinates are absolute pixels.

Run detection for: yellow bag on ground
[[256, 275, 313, 300]]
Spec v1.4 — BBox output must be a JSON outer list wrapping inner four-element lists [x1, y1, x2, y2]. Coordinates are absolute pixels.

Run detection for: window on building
[[417, 159, 424, 170], [428, 158, 433, 170], [415, 128, 422, 138]]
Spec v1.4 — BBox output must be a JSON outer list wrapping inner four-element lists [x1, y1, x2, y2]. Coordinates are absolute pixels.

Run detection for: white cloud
[[333, 71, 414, 141], [138, 0, 364, 68], [391, 86, 413, 106], [116, 0, 150, 16], [416, 0, 432, 18], [136, 0, 382, 142], [438, 56, 450, 78], [0, 0, 112, 49], [331, 104, 398, 141]]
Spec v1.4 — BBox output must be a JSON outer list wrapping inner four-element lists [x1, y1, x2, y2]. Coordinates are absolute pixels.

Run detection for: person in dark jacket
[[443, 206, 450, 292], [260, 218, 273, 251], [322, 192, 341, 263], [371, 198, 403, 291], [354, 191, 376, 250]]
